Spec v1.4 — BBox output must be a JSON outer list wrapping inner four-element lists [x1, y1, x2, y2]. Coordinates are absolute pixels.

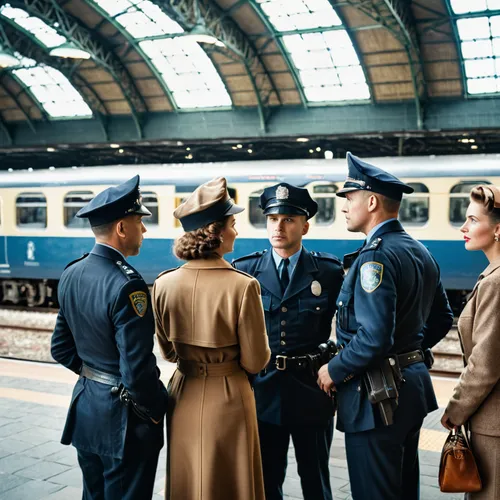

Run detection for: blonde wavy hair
[[174, 217, 228, 260], [470, 185, 500, 224]]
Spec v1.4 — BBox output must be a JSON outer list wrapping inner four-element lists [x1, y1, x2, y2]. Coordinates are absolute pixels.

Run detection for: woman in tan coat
[[153, 177, 271, 500], [442, 184, 500, 499]]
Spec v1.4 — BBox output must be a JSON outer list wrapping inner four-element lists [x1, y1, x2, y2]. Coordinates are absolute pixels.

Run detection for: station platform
[[0, 357, 462, 500]]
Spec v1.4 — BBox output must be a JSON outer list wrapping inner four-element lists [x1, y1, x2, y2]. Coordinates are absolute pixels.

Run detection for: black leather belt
[[274, 354, 310, 371], [80, 364, 121, 387], [395, 349, 424, 369]]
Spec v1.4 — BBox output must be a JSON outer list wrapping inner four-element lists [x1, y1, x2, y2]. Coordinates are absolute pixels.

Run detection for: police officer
[[317, 153, 454, 500], [233, 183, 343, 500], [51, 175, 168, 500]]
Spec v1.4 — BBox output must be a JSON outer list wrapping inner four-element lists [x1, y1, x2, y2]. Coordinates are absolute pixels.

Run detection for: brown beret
[[174, 177, 244, 231]]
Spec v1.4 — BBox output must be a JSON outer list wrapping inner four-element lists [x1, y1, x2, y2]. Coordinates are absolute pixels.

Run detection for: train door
[[0, 195, 9, 272]]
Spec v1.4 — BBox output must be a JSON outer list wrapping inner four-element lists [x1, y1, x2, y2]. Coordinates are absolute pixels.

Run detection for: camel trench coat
[[446, 258, 500, 499], [152, 256, 271, 500]]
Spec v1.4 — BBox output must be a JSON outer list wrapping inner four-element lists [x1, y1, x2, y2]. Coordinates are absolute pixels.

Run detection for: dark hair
[[174, 217, 228, 260], [470, 186, 500, 224], [379, 194, 401, 213], [91, 220, 116, 237]]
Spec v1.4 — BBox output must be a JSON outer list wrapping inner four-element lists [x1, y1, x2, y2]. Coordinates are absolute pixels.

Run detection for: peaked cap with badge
[[174, 177, 244, 232], [76, 174, 151, 227], [259, 182, 318, 219], [337, 152, 414, 201]]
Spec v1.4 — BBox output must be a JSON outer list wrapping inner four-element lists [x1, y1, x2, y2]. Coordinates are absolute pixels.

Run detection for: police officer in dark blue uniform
[[51, 175, 168, 500], [233, 183, 343, 500], [317, 153, 454, 500]]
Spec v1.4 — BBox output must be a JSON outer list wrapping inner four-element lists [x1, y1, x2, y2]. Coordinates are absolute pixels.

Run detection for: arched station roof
[[0, 0, 499, 168]]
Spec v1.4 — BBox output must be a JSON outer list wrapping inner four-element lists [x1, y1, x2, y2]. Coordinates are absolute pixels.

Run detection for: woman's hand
[[441, 410, 458, 431]]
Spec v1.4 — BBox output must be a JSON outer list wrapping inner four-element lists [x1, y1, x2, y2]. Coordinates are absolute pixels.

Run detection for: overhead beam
[[2, 98, 500, 147], [7, 0, 147, 138], [150, 0, 280, 132], [340, 0, 427, 129]]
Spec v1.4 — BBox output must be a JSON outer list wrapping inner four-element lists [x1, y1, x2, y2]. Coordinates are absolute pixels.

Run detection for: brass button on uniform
[[281, 320, 286, 326], [281, 306, 288, 313], [280, 340, 286, 346], [339, 301, 343, 306], [281, 332, 286, 338], [316, 306, 320, 311]]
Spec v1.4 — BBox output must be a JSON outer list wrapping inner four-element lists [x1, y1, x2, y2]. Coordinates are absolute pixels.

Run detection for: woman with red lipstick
[[441, 184, 500, 499]]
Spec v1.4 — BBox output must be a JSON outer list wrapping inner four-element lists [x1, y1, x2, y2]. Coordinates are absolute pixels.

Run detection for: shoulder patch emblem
[[360, 261, 384, 293], [129, 291, 148, 317]]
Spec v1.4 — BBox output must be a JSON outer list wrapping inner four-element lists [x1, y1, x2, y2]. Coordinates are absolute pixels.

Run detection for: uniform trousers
[[344, 416, 423, 500], [258, 419, 333, 500], [77, 447, 159, 500]]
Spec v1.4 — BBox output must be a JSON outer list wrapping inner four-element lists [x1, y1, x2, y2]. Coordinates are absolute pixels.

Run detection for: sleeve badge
[[360, 262, 384, 293], [129, 291, 148, 317]]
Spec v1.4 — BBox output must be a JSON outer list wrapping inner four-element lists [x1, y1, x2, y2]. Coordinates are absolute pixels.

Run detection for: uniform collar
[[182, 255, 233, 270], [272, 247, 302, 277], [480, 257, 500, 278], [370, 218, 404, 240], [91, 243, 126, 262], [366, 218, 397, 243]]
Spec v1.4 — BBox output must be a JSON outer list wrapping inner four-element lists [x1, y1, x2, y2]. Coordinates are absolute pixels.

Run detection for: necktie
[[280, 258, 290, 293]]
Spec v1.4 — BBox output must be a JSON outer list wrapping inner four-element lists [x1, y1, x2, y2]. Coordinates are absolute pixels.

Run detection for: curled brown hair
[[470, 185, 500, 225], [174, 217, 228, 260]]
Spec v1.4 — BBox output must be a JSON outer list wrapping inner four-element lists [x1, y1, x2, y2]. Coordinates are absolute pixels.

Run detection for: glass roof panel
[[261, 0, 368, 102], [454, 8, 500, 97], [12, 57, 92, 119], [0, 5, 66, 49], [92, 0, 230, 109]]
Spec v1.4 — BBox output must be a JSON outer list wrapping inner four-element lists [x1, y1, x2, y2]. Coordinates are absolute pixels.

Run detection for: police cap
[[76, 175, 151, 227], [337, 152, 414, 201], [259, 182, 318, 219], [174, 177, 244, 232]]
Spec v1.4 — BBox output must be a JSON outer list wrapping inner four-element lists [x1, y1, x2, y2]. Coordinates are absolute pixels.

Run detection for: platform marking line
[[0, 387, 69, 407]]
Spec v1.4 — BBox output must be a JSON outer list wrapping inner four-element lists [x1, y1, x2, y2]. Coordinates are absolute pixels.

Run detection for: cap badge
[[276, 185, 289, 200], [311, 280, 322, 296]]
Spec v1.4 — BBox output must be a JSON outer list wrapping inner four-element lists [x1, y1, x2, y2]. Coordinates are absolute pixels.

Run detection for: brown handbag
[[439, 426, 482, 493]]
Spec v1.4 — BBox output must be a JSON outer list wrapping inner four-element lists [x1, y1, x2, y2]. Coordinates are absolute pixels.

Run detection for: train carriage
[[0, 154, 499, 310]]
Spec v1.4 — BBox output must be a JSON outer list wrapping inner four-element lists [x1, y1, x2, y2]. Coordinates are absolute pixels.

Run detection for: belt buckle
[[276, 355, 287, 371]]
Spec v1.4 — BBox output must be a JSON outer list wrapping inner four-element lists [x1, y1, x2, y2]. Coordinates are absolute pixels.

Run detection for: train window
[[64, 191, 93, 228], [16, 193, 47, 228], [249, 188, 267, 228], [449, 181, 491, 225], [142, 192, 158, 225], [313, 183, 337, 225], [399, 183, 429, 226]]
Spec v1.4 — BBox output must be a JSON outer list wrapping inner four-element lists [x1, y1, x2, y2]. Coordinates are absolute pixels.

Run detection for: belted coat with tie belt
[[152, 256, 271, 500], [232, 247, 344, 426]]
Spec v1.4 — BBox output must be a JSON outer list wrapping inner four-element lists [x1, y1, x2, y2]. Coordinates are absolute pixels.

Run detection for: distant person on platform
[[317, 153, 454, 500], [51, 175, 168, 500], [152, 177, 271, 500], [442, 184, 500, 500], [232, 183, 344, 500]]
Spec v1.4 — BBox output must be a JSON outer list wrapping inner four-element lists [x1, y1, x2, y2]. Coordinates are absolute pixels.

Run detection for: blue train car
[[0, 154, 498, 309]]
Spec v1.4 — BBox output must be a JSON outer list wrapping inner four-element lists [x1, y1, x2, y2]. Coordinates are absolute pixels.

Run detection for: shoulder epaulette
[[231, 249, 267, 264], [115, 260, 142, 281], [64, 253, 89, 270], [310, 251, 342, 265], [156, 267, 180, 280], [362, 237, 383, 251], [231, 267, 254, 279]]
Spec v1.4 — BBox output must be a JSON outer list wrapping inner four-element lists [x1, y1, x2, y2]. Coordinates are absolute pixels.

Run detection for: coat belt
[[80, 363, 121, 387], [177, 359, 241, 378]]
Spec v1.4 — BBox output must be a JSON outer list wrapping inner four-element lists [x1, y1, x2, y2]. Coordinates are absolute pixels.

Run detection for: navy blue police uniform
[[327, 153, 454, 500], [51, 175, 168, 500], [233, 183, 344, 500]]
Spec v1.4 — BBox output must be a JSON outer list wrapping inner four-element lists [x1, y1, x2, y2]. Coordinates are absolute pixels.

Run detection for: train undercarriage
[[0, 279, 58, 308]]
